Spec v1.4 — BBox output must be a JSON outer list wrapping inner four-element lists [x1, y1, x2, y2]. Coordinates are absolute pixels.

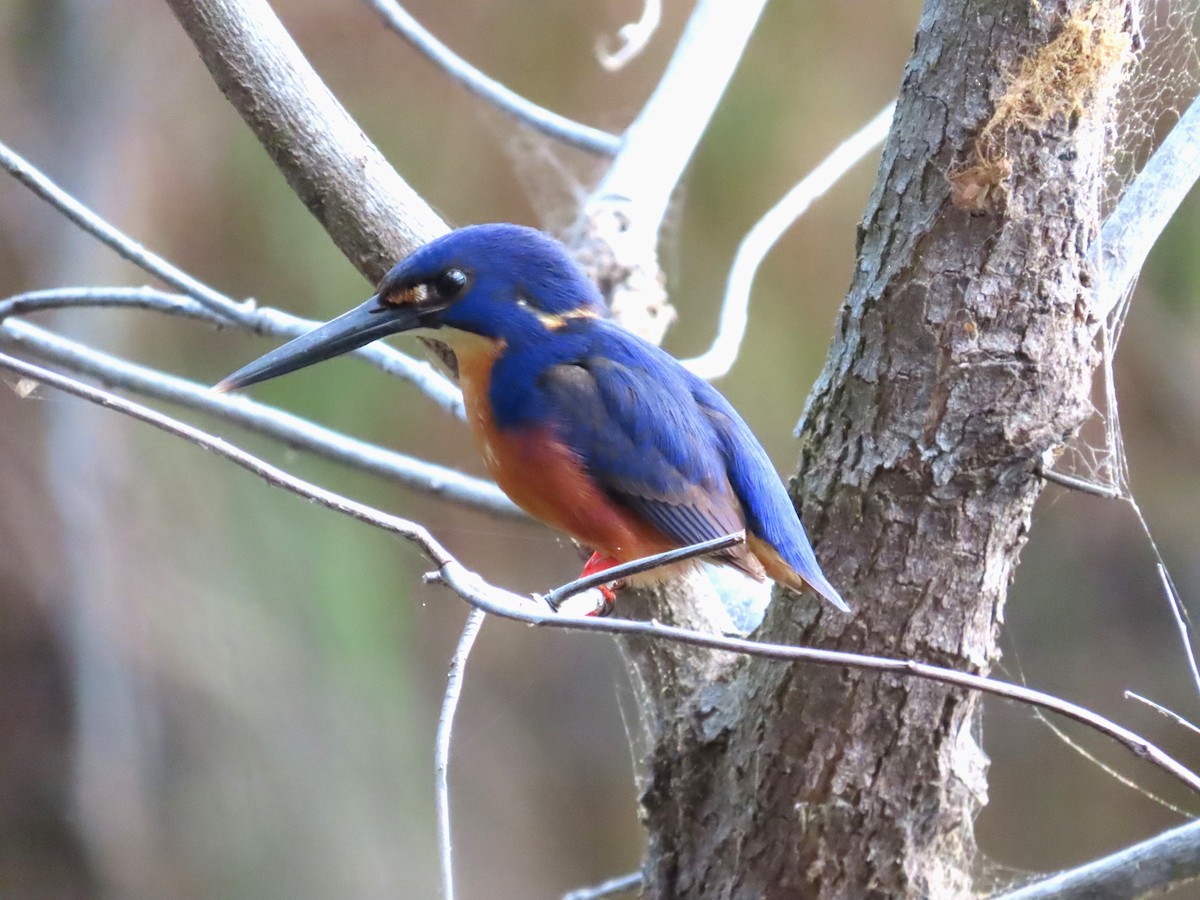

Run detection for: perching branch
[[541, 531, 746, 610], [4, 349, 1199, 802], [368, 0, 621, 156]]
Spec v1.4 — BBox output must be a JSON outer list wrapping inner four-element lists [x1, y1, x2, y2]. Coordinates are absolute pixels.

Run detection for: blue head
[[217, 224, 606, 391]]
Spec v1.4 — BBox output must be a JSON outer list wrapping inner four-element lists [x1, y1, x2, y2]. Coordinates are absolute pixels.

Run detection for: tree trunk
[[625, 0, 1131, 896]]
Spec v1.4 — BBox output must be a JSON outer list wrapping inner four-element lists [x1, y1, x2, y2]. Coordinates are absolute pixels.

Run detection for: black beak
[[215, 294, 423, 393]]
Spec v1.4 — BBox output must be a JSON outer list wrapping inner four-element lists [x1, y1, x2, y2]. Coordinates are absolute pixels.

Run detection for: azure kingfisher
[[217, 224, 848, 614]]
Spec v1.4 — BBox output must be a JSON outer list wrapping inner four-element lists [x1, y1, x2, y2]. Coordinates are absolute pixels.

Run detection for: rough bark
[[624, 1, 1131, 896]]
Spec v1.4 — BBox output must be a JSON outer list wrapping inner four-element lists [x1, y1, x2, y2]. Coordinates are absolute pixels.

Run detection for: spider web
[[1045, 0, 1200, 721], [1049, 0, 1198, 497]]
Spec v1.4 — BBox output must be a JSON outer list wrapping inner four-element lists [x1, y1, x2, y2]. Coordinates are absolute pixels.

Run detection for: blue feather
[[375, 224, 847, 609], [221, 223, 846, 611]]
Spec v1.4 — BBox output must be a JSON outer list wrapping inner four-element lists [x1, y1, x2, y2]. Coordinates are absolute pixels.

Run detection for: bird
[[216, 223, 848, 615]]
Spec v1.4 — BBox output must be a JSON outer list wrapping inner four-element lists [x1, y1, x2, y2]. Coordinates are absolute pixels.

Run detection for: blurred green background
[[1, 1, 1198, 897]]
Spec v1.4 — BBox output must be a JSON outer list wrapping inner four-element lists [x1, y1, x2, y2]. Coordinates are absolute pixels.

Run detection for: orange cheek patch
[[382, 285, 426, 307]]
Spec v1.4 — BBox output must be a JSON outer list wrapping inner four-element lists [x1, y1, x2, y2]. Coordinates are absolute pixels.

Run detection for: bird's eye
[[433, 268, 468, 300]]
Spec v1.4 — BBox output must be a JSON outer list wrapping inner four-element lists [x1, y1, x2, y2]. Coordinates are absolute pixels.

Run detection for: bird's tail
[[748, 535, 851, 613]]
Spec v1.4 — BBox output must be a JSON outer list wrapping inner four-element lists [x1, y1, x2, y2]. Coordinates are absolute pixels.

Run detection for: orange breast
[[456, 342, 672, 562]]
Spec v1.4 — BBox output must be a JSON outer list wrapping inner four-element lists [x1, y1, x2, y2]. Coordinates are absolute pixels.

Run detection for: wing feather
[[537, 359, 760, 577]]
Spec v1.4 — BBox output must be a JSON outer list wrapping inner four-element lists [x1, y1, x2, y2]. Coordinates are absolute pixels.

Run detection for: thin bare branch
[[1121, 491, 1200, 717], [5, 351, 1199, 800], [0, 287, 212, 322], [1158, 563, 1200, 701], [164, 0, 448, 283], [1125, 692, 1200, 738], [0, 318, 514, 515], [573, 0, 768, 345], [1094, 93, 1200, 321], [541, 531, 745, 609], [597, 0, 661, 71], [0, 144, 464, 417], [589, 0, 767, 236], [0, 289, 214, 324], [563, 871, 643, 900], [682, 103, 895, 380], [1030, 707, 1191, 818], [992, 819, 1200, 900], [1037, 464, 1123, 499], [0, 141, 245, 321], [368, 0, 621, 156], [435, 607, 486, 900]]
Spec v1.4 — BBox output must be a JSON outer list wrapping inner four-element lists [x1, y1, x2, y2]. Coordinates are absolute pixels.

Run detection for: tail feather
[[748, 534, 851, 613]]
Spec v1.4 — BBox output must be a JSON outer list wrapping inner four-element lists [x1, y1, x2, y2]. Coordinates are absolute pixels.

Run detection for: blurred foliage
[[1, 0, 1199, 897]]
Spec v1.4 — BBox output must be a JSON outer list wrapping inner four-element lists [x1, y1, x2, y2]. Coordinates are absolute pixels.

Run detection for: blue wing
[[689, 375, 849, 611], [536, 356, 763, 579], [490, 319, 845, 609]]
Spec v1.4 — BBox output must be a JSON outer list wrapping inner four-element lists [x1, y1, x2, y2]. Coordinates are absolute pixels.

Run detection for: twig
[[588, 0, 768, 237], [991, 819, 1200, 899], [541, 532, 745, 609], [1121, 492, 1200, 712], [563, 870, 643, 900], [1125, 692, 1200, 738], [1036, 465, 1123, 499], [0, 141, 245, 322], [369, 0, 620, 156], [597, 0, 661, 71], [1157, 563, 1200, 702], [1, 317, 514, 516], [435, 607, 486, 900], [1094, 93, 1200, 321], [0, 287, 213, 322], [682, 103, 895, 380], [0, 143, 464, 417], [4, 350, 1200, 799]]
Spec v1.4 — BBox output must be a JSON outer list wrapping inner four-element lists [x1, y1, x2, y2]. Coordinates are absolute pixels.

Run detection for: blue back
[[378, 224, 843, 606]]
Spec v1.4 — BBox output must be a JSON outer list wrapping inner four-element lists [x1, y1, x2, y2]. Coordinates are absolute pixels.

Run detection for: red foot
[[581, 551, 623, 617], [580, 551, 619, 579]]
